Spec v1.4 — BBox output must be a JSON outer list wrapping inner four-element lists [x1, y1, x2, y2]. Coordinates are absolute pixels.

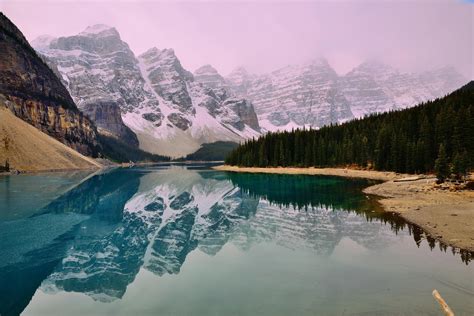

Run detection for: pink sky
[[2, 0, 472, 78]]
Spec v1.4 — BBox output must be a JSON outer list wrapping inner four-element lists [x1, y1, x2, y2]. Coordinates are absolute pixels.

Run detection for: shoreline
[[214, 165, 474, 252], [213, 165, 405, 181], [0, 166, 103, 176]]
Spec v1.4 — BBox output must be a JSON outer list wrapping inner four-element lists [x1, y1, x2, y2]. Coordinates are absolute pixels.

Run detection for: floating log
[[432, 289, 455, 316]]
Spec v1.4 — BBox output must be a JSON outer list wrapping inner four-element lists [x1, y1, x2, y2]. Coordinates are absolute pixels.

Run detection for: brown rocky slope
[[0, 106, 101, 172]]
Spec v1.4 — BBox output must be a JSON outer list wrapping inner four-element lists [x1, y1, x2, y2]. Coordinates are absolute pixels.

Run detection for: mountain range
[[222, 60, 465, 131], [0, 13, 467, 164], [33, 24, 466, 157], [33, 25, 261, 157]]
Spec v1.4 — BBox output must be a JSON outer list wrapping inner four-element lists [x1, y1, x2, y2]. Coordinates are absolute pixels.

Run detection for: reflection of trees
[[226, 172, 473, 264]]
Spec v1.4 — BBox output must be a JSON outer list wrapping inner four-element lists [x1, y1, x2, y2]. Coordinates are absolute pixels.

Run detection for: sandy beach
[[214, 165, 474, 252], [364, 178, 474, 252]]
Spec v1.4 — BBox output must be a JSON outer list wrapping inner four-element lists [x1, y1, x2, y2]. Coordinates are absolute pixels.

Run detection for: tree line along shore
[[225, 82, 474, 183]]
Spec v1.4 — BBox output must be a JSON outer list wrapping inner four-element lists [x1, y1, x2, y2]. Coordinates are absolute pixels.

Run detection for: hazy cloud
[[1, 0, 472, 78]]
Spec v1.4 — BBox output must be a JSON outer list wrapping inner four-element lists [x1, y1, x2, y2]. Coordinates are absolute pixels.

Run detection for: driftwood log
[[432, 289, 455, 316]]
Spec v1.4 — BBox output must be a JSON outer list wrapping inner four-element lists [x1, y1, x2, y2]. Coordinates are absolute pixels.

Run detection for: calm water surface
[[0, 164, 473, 315]]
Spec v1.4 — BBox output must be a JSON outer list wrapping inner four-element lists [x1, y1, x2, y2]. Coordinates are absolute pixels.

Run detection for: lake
[[0, 164, 473, 315]]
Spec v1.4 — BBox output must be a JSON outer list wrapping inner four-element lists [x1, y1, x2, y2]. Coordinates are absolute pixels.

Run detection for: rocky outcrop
[[166, 112, 192, 131], [0, 13, 100, 156], [221, 98, 260, 131], [82, 101, 138, 147]]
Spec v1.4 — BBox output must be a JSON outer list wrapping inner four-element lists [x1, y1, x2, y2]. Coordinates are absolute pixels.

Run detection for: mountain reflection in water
[[0, 165, 472, 316]]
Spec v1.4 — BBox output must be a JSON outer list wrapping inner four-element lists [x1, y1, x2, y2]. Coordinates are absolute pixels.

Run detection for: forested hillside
[[226, 82, 473, 176], [183, 141, 239, 161]]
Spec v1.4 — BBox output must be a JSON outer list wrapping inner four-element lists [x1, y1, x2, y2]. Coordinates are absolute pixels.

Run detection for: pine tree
[[434, 144, 449, 182], [452, 150, 468, 181]]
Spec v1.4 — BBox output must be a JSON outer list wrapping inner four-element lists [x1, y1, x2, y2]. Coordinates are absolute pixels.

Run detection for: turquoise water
[[0, 164, 472, 315]]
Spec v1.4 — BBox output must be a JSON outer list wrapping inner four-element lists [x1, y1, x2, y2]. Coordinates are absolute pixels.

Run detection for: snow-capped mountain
[[33, 26, 261, 157], [339, 61, 467, 118], [226, 59, 354, 131], [33, 24, 466, 147], [222, 60, 466, 131]]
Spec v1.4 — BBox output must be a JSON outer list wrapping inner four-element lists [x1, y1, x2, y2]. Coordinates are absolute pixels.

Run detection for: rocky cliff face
[[34, 29, 261, 157], [82, 101, 138, 147], [0, 13, 100, 156]]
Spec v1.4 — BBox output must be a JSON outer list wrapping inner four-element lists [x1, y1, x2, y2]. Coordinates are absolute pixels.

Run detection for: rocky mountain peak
[[139, 47, 192, 80], [0, 12, 30, 48], [225, 67, 253, 96], [348, 60, 397, 81], [227, 66, 250, 79], [140, 47, 161, 59], [30, 34, 56, 50], [194, 64, 227, 90], [79, 24, 119, 37], [45, 24, 127, 56], [195, 64, 219, 75]]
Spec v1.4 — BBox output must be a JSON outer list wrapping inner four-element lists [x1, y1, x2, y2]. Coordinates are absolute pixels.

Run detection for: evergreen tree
[[434, 144, 449, 182], [452, 150, 469, 180]]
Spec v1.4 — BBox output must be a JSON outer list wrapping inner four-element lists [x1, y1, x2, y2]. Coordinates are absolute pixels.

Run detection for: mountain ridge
[[31, 22, 466, 153]]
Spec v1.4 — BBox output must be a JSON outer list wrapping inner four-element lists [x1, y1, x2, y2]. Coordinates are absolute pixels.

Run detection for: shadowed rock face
[[82, 101, 138, 147], [0, 13, 100, 156], [222, 98, 260, 131], [167, 113, 192, 131]]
